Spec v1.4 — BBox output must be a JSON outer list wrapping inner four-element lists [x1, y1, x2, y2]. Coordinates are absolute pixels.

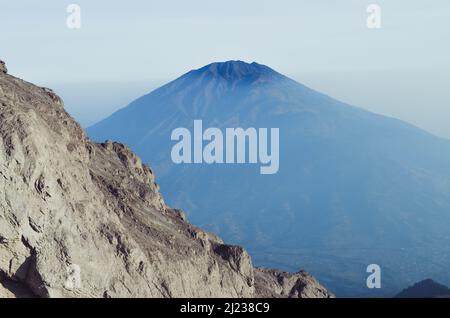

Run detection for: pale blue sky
[[1, 0, 450, 137]]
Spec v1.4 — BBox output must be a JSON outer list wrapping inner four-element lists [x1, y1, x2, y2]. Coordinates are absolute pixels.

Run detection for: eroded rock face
[[0, 60, 333, 298]]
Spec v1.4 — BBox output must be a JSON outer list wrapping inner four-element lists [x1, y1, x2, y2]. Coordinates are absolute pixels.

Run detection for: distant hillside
[[395, 279, 450, 298]]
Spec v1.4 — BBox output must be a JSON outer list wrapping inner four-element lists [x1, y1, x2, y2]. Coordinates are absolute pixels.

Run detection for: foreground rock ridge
[[0, 60, 333, 298]]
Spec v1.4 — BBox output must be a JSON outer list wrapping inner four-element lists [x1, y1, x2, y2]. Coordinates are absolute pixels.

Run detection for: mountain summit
[[192, 60, 285, 81], [88, 61, 450, 296]]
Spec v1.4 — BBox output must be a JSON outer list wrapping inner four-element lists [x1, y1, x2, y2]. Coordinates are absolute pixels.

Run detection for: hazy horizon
[[2, 0, 450, 137]]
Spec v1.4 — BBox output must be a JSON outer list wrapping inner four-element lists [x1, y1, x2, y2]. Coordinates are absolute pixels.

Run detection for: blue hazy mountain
[[395, 279, 450, 298], [88, 61, 450, 296]]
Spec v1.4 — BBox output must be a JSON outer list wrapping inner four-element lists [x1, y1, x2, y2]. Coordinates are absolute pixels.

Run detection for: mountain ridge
[[395, 279, 450, 298], [93, 60, 442, 142]]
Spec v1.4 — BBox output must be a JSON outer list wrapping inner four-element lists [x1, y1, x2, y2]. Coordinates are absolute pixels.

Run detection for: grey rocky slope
[[0, 60, 333, 298]]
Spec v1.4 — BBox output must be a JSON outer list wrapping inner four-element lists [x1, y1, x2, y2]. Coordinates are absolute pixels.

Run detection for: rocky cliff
[[0, 60, 333, 298]]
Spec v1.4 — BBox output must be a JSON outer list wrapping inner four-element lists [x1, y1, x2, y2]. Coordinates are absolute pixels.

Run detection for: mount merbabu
[[0, 60, 333, 298], [88, 60, 450, 296]]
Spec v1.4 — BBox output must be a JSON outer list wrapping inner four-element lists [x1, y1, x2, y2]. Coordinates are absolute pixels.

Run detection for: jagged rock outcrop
[[0, 59, 334, 298], [0, 61, 6, 74]]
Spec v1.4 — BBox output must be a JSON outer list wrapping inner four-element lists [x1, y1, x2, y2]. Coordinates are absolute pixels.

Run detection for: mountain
[[88, 60, 450, 296], [395, 279, 450, 298], [0, 59, 333, 298]]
